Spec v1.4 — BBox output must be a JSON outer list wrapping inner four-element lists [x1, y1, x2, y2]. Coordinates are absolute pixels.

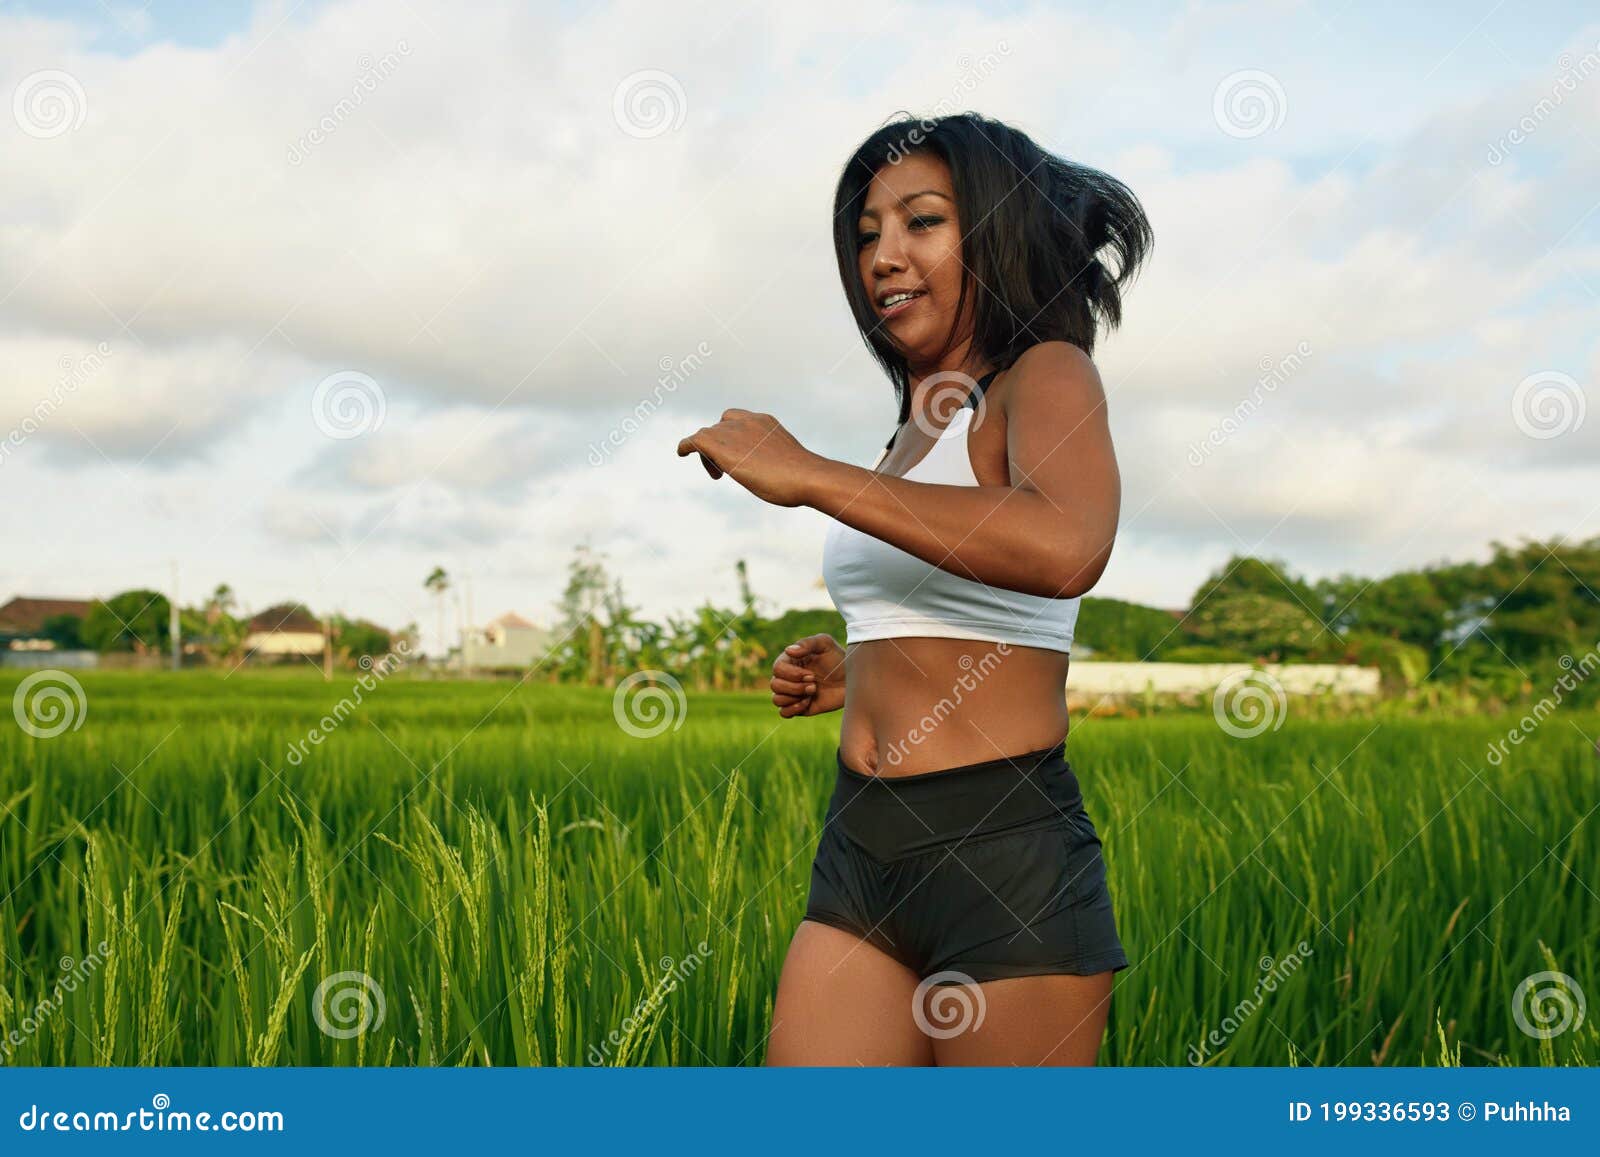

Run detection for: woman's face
[[855, 152, 971, 369]]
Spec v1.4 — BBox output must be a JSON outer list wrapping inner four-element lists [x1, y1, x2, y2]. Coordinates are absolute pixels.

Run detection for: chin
[[884, 319, 928, 346]]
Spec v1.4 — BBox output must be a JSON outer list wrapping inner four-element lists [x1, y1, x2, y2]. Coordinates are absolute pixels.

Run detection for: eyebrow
[[858, 190, 952, 221]]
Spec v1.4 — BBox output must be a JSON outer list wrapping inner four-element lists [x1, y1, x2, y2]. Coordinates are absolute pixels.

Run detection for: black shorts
[[802, 740, 1130, 983]]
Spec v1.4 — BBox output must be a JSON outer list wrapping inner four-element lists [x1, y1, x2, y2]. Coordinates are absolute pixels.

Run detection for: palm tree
[[729, 559, 770, 688], [206, 582, 236, 625], [424, 566, 450, 661]]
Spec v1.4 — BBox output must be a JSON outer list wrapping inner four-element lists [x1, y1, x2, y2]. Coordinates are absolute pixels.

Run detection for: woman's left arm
[[804, 341, 1120, 600]]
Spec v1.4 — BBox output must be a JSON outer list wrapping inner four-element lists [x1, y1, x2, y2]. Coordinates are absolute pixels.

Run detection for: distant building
[[0, 595, 94, 650], [458, 611, 553, 670], [243, 604, 325, 660], [0, 595, 98, 668]]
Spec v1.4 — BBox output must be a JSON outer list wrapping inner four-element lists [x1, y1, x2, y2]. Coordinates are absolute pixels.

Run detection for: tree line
[[33, 584, 409, 668], [533, 534, 1600, 705], [35, 534, 1599, 707]]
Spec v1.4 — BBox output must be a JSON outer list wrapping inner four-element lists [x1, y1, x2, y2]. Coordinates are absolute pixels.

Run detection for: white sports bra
[[821, 371, 1080, 654]]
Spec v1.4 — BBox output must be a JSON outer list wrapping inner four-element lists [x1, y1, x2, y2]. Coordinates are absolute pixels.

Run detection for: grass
[[1, 669, 1596, 1066]]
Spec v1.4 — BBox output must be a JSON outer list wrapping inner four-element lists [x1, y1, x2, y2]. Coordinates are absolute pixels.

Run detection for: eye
[[856, 216, 943, 250]]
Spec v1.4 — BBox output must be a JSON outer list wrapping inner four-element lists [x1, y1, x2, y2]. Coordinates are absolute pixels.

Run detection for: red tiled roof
[[246, 604, 324, 634], [0, 596, 95, 634], [491, 611, 537, 629]]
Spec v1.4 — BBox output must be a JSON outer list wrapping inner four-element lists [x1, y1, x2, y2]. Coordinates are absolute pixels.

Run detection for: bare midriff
[[836, 635, 1071, 777]]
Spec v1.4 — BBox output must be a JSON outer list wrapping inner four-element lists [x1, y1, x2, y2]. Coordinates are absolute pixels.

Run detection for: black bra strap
[[882, 370, 999, 453], [966, 370, 999, 409]]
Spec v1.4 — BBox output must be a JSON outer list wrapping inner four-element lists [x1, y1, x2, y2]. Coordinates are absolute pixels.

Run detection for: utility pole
[[463, 572, 475, 678], [169, 558, 181, 672]]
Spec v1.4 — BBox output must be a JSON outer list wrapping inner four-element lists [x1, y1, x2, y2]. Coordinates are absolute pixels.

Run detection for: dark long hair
[[831, 111, 1153, 424]]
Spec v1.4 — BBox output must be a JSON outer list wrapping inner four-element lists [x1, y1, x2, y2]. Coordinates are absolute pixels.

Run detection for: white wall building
[[458, 612, 553, 670], [243, 605, 325, 659]]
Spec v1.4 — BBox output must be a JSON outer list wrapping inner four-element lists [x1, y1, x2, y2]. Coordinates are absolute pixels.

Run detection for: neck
[[905, 360, 993, 423]]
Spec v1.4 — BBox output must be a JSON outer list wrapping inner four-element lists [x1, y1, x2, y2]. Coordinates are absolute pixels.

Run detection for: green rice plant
[[0, 669, 1596, 1066]]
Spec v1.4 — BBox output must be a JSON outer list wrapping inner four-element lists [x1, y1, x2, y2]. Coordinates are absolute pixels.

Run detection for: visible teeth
[[883, 291, 920, 308]]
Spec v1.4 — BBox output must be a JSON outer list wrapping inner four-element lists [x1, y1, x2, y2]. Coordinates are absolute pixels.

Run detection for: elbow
[[1010, 544, 1101, 600], [1016, 494, 1116, 600], [1051, 537, 1113, 600], [1004, 505, 1114, 599]]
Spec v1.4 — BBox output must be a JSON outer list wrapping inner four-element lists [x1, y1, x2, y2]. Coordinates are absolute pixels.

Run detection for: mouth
[[877, 289, 927, 319]]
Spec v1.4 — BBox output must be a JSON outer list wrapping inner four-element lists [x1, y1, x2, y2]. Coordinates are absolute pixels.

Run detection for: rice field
[[1, 669, 1597, 1066]]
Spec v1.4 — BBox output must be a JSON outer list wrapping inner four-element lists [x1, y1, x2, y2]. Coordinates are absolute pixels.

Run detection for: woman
[[677, 111, 1151, 1065]]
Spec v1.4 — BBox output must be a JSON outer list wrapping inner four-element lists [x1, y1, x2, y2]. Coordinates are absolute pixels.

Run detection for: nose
[[870, 224, 908, 277]]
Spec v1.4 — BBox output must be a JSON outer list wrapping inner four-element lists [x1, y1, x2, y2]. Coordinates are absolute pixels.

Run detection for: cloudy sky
[[2, 0, 1596, 655]]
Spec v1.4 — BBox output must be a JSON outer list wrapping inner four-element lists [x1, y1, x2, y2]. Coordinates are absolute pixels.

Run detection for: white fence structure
[[1067, 662, 1380, 698]]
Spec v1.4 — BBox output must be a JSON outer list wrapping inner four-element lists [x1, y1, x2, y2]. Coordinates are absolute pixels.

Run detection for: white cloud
[[0, 326, 307, 465], [0, 0, 1596, 627]]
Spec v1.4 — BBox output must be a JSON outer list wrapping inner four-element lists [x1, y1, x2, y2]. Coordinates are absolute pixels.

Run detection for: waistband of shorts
[[826, 741, 1083, 860]]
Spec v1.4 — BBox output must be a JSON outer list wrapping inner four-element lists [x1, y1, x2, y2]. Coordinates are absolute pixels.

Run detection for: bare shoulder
[[997, 341, 1104, 409], [995, 340, 1116, 474]]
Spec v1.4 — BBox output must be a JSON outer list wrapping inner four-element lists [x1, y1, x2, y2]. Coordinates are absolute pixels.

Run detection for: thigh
[[765, 919, 934, 1067], [929, 971, 1115, 1066]]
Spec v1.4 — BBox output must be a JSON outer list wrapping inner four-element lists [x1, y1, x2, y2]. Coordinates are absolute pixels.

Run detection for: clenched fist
[[770, 633, 847, 717]]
